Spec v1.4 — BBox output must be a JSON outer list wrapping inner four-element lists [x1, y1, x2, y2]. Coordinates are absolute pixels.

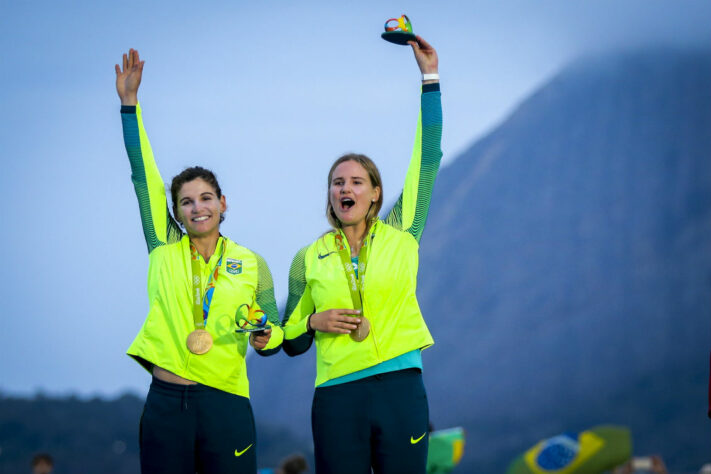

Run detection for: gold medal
[[350, 316, 371, 342], [186, 329, 213, 354]]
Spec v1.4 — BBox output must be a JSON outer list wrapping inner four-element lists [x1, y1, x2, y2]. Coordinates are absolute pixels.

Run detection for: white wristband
[[422, 73, 439, 81]]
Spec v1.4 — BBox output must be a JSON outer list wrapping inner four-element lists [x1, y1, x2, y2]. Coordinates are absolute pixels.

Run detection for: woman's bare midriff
[[152, 365, 198, 385]]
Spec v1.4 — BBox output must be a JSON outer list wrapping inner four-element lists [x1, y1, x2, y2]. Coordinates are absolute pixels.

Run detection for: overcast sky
[[1, 0, 709, 397]]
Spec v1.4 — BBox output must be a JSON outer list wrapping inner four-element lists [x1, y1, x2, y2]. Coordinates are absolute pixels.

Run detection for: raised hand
[[309, 309, 362, 334], [408, 36, 438, 77], [115, 48, 144, 106]]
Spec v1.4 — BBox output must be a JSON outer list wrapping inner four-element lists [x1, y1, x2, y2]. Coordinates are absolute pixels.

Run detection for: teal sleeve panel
[[282, 246, 315, 356], [383, 87, 443, 243], [120, 105, 183, 253]]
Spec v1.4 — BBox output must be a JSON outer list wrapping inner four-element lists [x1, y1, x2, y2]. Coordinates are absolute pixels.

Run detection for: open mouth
[[192, 215, 210, 222], [340, 197, 355, 210]]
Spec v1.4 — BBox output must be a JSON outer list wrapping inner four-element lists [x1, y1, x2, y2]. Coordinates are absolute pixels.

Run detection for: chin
[[189, 225, 219, 237], [339, 217, 365, 227]]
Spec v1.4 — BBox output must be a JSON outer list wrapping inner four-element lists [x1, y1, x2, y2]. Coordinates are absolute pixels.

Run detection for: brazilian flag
[[427, 427, 465, 474], [506, 425, 631, 474]]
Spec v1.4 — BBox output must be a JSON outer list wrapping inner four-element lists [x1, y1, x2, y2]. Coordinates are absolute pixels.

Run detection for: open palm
[[115, 48, 144, 105]]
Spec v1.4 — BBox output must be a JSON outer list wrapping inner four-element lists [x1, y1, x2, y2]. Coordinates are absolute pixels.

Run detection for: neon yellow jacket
[[120, 103, 282, 398], [282, 84, 442, 386]]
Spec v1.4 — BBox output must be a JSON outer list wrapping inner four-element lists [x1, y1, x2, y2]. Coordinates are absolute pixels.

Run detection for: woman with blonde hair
[[280, 36, 443, 473]]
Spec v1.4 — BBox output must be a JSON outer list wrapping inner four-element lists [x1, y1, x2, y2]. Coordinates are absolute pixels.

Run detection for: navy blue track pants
[[140, 377, 257, 474], [311, 368, 429, 474]]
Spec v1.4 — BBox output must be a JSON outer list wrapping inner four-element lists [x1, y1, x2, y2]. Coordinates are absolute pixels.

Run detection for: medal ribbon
[[190, 239, 226, 330], [335, 227, 375, 312]]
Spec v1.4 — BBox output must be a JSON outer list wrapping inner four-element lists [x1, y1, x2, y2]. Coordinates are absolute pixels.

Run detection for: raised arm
[[115, 49, 182, 253], [383, 36, 443, 243]]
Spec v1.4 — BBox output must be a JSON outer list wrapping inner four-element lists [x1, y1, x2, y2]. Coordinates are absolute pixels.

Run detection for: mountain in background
[[250, 47, 711, 473], [2, 48, 710, 473]]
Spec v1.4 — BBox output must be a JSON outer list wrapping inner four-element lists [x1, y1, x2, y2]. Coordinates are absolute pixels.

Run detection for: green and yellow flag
[[506, 425, 631, 474]]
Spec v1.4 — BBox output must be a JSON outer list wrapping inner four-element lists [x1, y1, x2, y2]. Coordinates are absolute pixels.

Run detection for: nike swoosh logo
[[410, 433, 427, 444], [318, 251, 335, 259], [234, 444, 253, 457]]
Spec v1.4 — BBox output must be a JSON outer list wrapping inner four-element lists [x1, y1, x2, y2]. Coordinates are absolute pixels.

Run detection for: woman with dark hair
[[280, 36, 442, 473], [115, 48, 282, 474]]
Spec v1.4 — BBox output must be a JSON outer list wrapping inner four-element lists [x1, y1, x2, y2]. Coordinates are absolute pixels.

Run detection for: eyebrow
[[332, 175, 366, 181], [180, 192, 216, 201]]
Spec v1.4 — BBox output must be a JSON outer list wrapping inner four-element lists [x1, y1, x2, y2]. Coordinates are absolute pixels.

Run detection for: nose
[[190, 201, 204, 214]]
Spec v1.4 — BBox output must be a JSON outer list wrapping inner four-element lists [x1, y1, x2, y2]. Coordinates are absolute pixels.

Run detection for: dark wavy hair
[[170, 166, 225, 224]]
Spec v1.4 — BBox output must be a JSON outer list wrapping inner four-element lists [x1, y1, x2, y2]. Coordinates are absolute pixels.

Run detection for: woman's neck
[[190, 232, 220, 262], [342, 220, 368, 258]]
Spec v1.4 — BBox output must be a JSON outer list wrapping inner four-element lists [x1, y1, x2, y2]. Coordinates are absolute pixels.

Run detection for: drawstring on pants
[[182, 385, 189, 411]]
